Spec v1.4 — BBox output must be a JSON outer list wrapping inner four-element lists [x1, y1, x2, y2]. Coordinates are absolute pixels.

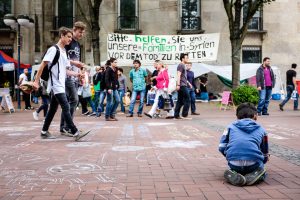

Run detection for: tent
[[144, 63, 284, 95], [0, 50, 31, 70]]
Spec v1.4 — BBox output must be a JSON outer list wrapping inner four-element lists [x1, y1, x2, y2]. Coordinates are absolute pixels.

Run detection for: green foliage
[[232, 85, 259, 106]]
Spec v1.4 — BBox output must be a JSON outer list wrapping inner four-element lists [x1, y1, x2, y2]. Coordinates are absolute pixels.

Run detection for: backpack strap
[[49, 45, 60, 86]]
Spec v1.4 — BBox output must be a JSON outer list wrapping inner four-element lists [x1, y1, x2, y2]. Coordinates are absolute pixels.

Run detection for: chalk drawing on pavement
[[112, 146, 149, 152], [152, 140, 207, 148], [66, 142, 105, 148]]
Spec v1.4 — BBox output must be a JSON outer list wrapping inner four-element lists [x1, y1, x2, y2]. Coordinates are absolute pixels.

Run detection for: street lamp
[[3, 14, 34, 110]]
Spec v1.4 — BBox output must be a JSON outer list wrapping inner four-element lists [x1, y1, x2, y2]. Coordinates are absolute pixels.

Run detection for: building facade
[[1, 0, 299, 89]]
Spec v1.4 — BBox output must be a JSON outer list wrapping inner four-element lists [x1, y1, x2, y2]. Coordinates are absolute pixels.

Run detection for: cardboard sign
[[3, 63, 15, 71], [107, 33, 220, 65]]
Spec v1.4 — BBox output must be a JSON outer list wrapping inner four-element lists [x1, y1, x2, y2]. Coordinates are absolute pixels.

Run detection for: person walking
[[93, 66, 101, 112], [33, 27, 90, 141], [144, 61, 169, 118], [186, 62, 200, 115], [105, 58, 120, 121], [60, 21, 86, 133], [279, 63, 298, 111], [32, 80, 49, 120], [19, 68, 32, 110], [127, 60, 148, 117], [117, 68, 127, 113], [174, 53, 191, 119], [81, 68, 97, 116], [256, 57, 275, 116], [96, 66, 107, 117]]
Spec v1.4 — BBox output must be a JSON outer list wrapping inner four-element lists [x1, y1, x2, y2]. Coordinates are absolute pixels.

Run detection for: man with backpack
[[60, 21, 86, 135], [33, 27, 90, 141]]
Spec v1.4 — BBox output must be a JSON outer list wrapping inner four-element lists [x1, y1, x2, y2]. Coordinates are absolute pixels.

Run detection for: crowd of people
[[24, 21, 299, 187]]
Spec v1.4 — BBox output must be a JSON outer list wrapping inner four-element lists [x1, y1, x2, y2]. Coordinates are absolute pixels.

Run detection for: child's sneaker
[[244, 167, 266, 185], [224, 169, 246, 186]]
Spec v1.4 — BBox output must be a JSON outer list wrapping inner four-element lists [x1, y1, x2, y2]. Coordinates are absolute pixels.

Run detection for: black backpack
[[41, 45, 60, 85]]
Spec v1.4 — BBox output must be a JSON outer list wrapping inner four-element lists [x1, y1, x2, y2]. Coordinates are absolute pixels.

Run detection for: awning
[[0, 50, 31, 69]]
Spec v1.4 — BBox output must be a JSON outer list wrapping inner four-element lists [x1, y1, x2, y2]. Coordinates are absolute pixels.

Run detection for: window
[[54, 0, 74, 29], [181, 0, 201, 30], [243, 1, 263, 30], [0, 0, 12, 28], [118, 0, 138, 30], [242, 46, 262, 63]]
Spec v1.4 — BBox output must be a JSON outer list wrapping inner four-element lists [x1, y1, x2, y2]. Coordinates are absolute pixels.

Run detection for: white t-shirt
[[42, 45, 70, 94], [19, 73, 28, 85]]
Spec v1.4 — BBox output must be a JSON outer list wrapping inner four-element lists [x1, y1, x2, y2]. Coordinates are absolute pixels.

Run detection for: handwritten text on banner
[[107, 33, 220, 65]]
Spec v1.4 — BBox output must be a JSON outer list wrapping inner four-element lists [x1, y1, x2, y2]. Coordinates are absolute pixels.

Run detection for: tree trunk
[[231, 39, 241, 89], [91, 22, 100, 65]]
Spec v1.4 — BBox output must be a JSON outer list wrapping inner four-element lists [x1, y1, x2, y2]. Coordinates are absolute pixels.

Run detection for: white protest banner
[[107, 33, 220, 65]]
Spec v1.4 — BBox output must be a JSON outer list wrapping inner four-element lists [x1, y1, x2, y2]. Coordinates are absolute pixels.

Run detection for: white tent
[[144, 63, 284, 95]]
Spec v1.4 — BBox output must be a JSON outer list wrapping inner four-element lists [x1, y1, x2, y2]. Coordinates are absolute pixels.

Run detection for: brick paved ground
[[0, 100, 299, 200]]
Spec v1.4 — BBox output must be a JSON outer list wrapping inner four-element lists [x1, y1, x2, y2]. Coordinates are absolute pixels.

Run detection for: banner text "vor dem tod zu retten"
[[107, 33, 220, 65]]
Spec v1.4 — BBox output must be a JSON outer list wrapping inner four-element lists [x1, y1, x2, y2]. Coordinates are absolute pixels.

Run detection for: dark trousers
[[42, 92, 78, 134], [36, 95, 49, 117], [280, 85, 299, 109], [188, 88, 196, 113], [23, 92, 31, 109], [60, 80, 79, 130], [174, 86, 191, 117], [79, 95, 88, 114]]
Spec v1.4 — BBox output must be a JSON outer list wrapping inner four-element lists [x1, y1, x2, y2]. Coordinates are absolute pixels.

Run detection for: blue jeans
[[128, 90, 146, 114], [200, 92, 209, 100], [188, 88, 196, 113], [43, 92, 78, 134], [36, 95, 49, 117], [105, 90, 120, 118], [118, 89, 125, 113], [280, 85, 298, 109], [97, 90, 106, 113], [174, 86, 191, 117], [85, 96, 96, 113], [94, 90, 100, 111], [257, 87, 272, 114]]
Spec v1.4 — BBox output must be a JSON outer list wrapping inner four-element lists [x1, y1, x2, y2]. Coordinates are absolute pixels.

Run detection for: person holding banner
[[174, 53, 191, 119], [127, 60, 148, 117]]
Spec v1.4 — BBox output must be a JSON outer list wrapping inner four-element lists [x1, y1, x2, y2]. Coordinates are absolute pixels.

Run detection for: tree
[[76, 0, 103, 65], [222, 0, 275, 88]]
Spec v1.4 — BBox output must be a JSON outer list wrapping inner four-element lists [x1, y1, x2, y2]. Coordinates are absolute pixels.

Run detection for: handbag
[[82, 84, 92, 98], [77, 86, 83, 96]]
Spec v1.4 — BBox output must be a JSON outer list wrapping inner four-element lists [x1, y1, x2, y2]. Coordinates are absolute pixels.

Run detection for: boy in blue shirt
[[219, 103, 269, 186]]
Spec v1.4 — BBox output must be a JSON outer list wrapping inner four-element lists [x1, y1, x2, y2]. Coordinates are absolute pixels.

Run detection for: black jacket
[[256, 65, 276, 89], [105, 66, 119, 90]]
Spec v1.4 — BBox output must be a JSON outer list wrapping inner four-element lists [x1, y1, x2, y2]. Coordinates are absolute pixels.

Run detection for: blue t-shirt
[[129, 68, 148, 91]]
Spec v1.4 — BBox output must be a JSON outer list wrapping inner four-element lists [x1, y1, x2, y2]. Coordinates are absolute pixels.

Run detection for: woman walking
[[144, 61, 170, 118]]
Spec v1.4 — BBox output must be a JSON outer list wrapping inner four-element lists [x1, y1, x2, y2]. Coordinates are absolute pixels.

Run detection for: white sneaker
[[33, 111, 39, 120]]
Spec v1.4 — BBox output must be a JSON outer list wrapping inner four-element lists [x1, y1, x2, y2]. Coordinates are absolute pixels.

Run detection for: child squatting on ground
[[219, 103, 270, 186]]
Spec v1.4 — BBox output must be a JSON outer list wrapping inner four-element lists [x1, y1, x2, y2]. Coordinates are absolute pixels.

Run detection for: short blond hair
[[74, 21, 86, 31]]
